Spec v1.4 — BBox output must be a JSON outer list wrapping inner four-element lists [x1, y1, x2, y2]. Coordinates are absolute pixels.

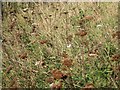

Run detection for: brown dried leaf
[[39, 40, 48, 44], [62, 58, 73, 67], [51, 69, 63, 79], [75, 30, 87, 37]]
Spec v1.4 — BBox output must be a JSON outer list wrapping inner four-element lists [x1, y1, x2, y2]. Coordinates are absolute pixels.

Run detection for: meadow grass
[[2, 2, 120, 88]]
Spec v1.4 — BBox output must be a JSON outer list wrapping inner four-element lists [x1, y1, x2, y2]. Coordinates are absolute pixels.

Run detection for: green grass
[[2, 2, 120, 88]]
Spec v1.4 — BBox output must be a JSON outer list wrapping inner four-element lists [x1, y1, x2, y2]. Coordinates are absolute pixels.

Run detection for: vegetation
[[2, 2, 120, 88]]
